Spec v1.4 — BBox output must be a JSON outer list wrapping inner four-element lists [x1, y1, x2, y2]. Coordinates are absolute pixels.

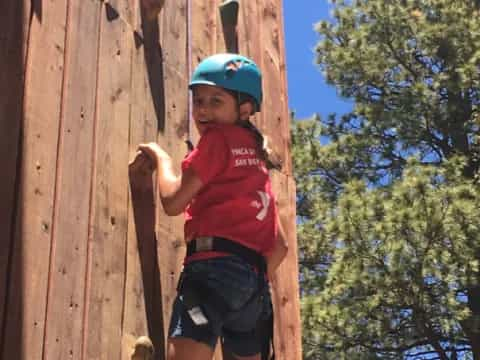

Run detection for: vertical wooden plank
[[1, 1, 68, 359], [190, 0, 219, 150], [240, 1, 301, 359], [214, 1, 227, 55], [0, 0, 30, 349], [157, 0, 190, 354], [191, 0, 218, 64], [236, 1, 264, 136], [154, 63, 188, 341], [261, 1, 301, 358], [218, 0, 238, 348], [218, 0, 238, 53], [83, 1, 132, 359], [257, 0, 290, 174], [122, 1, 159, 358], [275, 0, 291, 173], [42, 1, 102, 359], [190, 2, 224, 359], [271, 172, 302, 360]]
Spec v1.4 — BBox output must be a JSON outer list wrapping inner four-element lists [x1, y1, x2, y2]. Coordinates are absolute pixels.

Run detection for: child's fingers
[[137, 143, 162, 165], [138, 142, 171, 162], [137, 144, 155, 159]]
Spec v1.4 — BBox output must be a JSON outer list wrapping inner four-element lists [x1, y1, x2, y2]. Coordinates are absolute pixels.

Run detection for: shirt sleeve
[[181, 128, 229, 185]]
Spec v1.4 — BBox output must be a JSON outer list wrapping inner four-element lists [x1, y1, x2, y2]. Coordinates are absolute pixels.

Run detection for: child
[[130, 53, 288, 360]]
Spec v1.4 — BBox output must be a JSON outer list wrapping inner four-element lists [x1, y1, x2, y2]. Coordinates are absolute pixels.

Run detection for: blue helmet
[[189, 53, 263, 112]]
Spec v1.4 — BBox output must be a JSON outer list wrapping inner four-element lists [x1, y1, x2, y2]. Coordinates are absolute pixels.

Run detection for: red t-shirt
[[181, 124, 278, 261]]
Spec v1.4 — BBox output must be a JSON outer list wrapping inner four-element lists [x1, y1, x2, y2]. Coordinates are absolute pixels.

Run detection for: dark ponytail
[[240, 120, 282, 171], [231, 90, 282, 170]]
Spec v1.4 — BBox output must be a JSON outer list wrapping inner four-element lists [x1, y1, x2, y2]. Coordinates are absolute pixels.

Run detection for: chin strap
[[185, 139, 194, 153]]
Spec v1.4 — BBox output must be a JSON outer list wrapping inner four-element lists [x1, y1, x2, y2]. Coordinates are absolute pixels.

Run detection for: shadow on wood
[[0, 0, 27, 358], [219, 0, 239, 53], [32, 0, 42, 22], [140, 5, 166, 134]]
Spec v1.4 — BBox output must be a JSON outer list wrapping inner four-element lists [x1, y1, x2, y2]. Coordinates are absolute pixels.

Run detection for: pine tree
[[293, 1, 480, 358]]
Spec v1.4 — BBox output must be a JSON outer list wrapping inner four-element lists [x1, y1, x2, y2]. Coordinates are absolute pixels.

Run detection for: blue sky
[[283, 1, 353, 120]]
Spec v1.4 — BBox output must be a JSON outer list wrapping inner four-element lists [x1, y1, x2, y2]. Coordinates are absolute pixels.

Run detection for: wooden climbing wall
[[0, 1, 301, 359]]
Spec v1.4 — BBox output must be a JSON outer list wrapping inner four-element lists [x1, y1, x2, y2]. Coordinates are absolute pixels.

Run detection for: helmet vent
[[226, 60, 244, 72]]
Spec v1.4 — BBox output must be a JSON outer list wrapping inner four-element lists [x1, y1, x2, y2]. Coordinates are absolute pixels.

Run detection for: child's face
[[191, 85, 240, 135]]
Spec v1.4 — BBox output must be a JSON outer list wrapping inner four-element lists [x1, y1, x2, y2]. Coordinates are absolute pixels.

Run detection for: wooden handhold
[[130, 336, 154, 360], [219, 0, 239, 53], [141, 0, 165, 20], [219, 0, 239, 26]]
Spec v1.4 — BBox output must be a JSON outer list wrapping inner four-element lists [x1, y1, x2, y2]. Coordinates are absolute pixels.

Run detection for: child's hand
[[137, 142, 171, 166]]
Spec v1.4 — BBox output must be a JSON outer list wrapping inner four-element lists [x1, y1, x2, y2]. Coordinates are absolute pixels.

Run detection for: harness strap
[[184, 237, 274, 359], [186, 236, 267, 273]]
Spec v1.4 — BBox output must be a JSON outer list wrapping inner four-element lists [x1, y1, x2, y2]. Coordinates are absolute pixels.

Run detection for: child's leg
[[167, 338, 213, 360]]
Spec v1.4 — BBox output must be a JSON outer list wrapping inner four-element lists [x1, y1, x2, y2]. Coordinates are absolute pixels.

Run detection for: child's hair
[[240, 120, 282, 171], [235, 91, 282, 171]]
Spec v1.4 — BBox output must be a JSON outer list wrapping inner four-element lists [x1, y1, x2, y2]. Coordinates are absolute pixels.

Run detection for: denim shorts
[[168, 256, 271, 357]]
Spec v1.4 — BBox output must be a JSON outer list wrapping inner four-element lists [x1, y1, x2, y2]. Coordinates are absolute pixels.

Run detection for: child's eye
[[211, 97, 222, 105]]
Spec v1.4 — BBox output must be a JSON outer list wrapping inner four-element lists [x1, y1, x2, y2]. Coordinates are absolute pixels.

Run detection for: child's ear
[[239, 101, 254, 120]]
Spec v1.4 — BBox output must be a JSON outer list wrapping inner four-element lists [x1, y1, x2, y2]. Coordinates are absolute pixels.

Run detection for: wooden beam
[[270, 172, 302, 360], [83, 1, 133, 358], [0, 0, 30, 354], [156, 0, 190, 353], [122, 2, 162, 359], [42, 2, 102, 359], [219, 0, 239, 53], [1, 0, 68, 358]]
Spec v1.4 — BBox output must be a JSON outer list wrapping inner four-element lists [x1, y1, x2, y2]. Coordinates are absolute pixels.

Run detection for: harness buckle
[[195, 236, 214, 252]]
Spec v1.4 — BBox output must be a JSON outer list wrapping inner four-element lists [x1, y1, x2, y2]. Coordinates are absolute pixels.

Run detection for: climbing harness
[[178, 236, 275, 359]]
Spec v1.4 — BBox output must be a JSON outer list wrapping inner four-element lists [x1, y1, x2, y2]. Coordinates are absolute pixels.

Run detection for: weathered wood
[[83, 1, 133, 359], [260, 3, 300, 357], [1, 0, 68, 359], [189, 0, 218, 149], [154, 67, 189, 345], [274, 0, 292, 174], [258, 0, 291, 174], [0, 0, 30, 351], [127, 167, 164, 360], [191, 0, 218, 65], [156, 0, 189, 353], [219, 0, 239, 53], [122, 2, 161, 359], [237, 3, 300, 357], [2, 1, 301, 359], [236, 0, 264, 144], [42, 2, 102, 359], [270, 172, 302, 360], [190, 2, 225, 359], [214, 2, 226, 56]]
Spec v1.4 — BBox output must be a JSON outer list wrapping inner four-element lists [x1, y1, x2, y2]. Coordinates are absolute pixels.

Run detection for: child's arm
[[265, 213, 289, 283], [130, 142, 203, 216]]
